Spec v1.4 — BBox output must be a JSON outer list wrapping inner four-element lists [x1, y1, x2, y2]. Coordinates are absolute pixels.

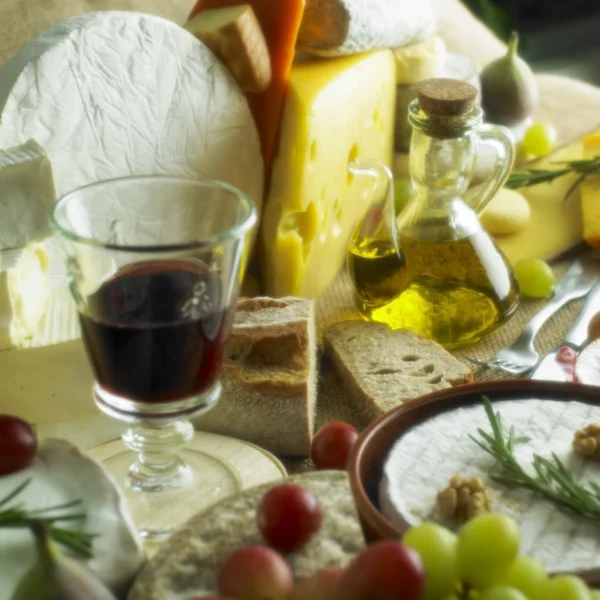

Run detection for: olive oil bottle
[[347, 79, 519, 348]]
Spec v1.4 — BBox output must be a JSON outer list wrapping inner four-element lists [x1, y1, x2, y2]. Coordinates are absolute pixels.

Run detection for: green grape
[[499, 555, 548, 599], [403, 522, 459, 600], [479, 586, 528, 600], [523, 122, 557, 157], [541, 575, 591, 600], [393, 177, 415, 216], [590, 590, 600, 599], [514, 258, 556, 298], [457, 513, 520, 589]]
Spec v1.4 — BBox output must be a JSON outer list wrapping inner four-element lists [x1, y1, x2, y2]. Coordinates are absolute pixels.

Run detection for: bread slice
[[194, 296, 317, 456], [324, 320, 473, 421]]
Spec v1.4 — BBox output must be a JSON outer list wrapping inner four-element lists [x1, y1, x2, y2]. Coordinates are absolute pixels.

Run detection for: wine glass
[[50, 176, 257, 540]]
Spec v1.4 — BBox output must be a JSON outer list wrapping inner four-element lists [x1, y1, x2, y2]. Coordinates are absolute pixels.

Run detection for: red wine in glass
[[79, 259, 235, 403]]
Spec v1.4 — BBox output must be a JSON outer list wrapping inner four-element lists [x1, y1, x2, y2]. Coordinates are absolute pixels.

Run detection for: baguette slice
[[324, 320, 473, 422], [297, 0, 436, 57], [184, 5, 272, 93], [194, 296, 317, 456]]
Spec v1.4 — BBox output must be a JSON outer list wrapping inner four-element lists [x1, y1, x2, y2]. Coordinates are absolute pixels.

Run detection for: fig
[[11, 521, 116, 600], [480, 32, 538, 127]]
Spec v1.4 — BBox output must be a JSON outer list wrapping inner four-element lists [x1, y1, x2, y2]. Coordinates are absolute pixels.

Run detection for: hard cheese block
[[581, 134, 600, 250], [188, 0, 304, 181], [261, 50, 396, 298], [0, 12, 263, 222], [128, 471, 365, 599], [0, 140, 56, 250], [493, 134, 595, 265]]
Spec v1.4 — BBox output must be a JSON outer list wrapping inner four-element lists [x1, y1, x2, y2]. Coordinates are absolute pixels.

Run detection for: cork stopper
[[417, 78, 478, 117]]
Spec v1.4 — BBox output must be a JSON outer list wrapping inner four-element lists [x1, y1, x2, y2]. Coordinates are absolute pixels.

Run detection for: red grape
[[289, 568, 343, 600], [216, 545, 293, 600], [0, 415, 37, 476], [310, 422, 359, 470], [257, 484, 322, 553], [335, 541, 425, 600]]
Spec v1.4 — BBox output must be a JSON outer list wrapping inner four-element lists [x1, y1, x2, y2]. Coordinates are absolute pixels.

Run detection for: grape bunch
[[200, 506, 600, 600], [402, 513, 599, 600]]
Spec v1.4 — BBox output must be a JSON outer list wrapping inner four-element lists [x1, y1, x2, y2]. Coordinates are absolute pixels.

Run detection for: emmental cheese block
[[261, 50, 396, 298], [581, 134, 600, 250]]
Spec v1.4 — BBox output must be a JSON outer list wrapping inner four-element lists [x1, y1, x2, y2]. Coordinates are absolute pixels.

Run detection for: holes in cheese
[[261, 50, 396, 298], [184, 5, 272, 94], [348, 143, 359, 184], [279, 203, 319, 250]]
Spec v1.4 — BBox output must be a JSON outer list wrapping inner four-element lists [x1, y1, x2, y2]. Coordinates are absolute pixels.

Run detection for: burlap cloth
[[0, 0, 599, 473]]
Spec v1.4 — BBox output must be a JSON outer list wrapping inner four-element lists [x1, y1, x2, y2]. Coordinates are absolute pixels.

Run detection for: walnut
[[573, 424, 600, 460], [436, 475, 492, 522]]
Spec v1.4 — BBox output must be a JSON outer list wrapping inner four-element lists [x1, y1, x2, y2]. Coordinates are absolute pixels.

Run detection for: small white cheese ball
[[479, 188, 531, 235]]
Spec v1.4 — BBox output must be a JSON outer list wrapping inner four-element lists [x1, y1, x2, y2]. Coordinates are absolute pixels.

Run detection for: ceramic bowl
[[347, 379, 600, 586]]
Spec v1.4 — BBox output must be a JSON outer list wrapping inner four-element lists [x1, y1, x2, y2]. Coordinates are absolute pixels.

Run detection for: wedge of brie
[[0, 243, 52, 349], [0, 140, 56, 250]]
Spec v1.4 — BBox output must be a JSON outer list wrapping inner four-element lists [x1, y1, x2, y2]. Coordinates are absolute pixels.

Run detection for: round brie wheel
[[0, 11, 263, 215], [479, 188, 531, 236]]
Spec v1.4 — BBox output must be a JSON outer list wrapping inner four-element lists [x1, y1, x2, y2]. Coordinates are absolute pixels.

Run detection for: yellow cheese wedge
[[393, 36, 446, 85], [261, 50, 396, 298], [479, 188, 531, 236], [581, 134, 600, 250]]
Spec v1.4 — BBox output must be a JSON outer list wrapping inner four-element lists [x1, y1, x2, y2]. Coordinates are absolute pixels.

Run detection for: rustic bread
[[128, 471, 365, 599], [194, 296, 317, 457], [324, 320, 473, 422]]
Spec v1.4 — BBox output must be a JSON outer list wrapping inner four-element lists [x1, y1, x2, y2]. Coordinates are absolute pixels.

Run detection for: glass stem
[[122, 420, 195, 492]]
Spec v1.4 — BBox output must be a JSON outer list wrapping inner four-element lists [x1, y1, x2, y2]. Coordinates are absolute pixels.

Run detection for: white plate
[[0, 439, 143, 598]]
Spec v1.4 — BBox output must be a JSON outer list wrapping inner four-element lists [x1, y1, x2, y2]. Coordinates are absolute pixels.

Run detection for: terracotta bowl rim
[[347, 379, 600, 582]]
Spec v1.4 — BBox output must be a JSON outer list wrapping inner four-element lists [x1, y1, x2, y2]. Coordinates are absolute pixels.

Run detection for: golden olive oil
[[348, 221, 519, 348]]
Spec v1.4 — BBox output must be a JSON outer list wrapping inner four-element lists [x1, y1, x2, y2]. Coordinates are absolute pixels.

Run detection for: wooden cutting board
[[494, 130, 600, 265]]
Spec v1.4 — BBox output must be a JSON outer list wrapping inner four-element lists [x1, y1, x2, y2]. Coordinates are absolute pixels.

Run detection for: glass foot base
[[89, 436, 243, 540]]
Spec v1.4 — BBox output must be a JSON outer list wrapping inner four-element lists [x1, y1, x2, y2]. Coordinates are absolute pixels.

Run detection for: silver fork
[[467, 254, 600, 375]]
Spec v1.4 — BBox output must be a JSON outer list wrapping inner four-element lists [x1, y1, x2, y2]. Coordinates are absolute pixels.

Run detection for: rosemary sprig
[[0, 479, 96, 558], [506, 155, 600, 200], [469, 396, 600, 522]]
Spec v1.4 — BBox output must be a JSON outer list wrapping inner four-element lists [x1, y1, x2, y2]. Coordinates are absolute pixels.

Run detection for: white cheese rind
[[0, 140, 56, 249], [0, 11, 263, 214], [300, 0, 436, 57], [380, 399, 600, 572]]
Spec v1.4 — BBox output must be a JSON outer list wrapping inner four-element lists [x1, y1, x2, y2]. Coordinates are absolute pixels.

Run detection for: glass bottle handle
[[469, 124, 515, 214]]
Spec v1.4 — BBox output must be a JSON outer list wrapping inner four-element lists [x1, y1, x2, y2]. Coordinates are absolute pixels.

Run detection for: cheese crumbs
[[573, 423, 600, 460], [436, 475, 492, 522]]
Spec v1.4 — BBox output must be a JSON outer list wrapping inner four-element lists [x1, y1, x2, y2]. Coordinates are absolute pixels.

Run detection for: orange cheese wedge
[[581, 134, 600, 250], [188, 0, 305, 188]]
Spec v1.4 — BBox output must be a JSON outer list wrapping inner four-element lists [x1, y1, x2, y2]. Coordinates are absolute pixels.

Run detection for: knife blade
[[530, 280, 600, 381]]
